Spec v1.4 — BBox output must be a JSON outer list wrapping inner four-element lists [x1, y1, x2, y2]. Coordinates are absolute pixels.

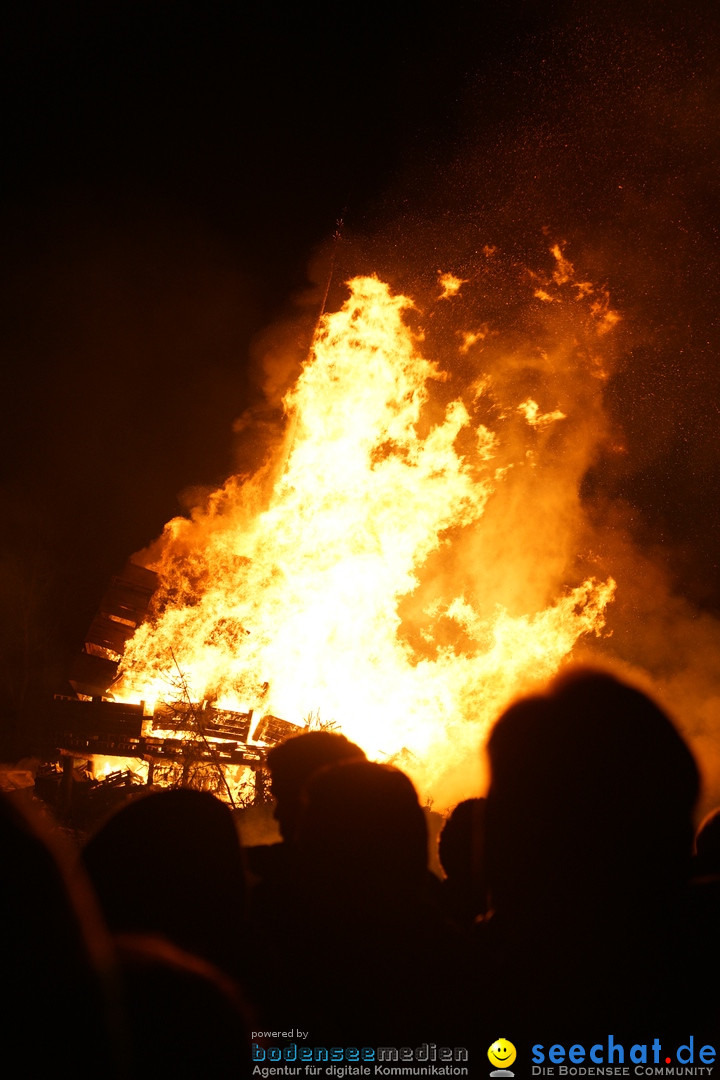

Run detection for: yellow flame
[[115, 264, 618, 807], [517, 398, 567, 428], [438, 272, 467, 299], [460, 327, 489, 352]]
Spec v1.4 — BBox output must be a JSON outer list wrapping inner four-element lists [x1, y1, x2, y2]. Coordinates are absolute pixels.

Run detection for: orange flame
[[115, 258, 619, 807]]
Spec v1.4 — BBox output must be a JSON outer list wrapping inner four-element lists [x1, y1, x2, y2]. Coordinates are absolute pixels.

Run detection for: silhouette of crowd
[[3, 667, 719, 1076]]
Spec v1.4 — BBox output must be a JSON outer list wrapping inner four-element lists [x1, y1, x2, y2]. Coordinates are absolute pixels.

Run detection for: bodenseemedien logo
[[489, 1038, 517, 1077]]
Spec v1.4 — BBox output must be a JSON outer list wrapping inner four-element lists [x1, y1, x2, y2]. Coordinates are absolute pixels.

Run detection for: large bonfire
[[113, 246, 620, 807]]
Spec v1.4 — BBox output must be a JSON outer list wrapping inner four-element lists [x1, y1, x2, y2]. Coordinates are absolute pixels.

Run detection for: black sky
[[1, 0, 719, 750]]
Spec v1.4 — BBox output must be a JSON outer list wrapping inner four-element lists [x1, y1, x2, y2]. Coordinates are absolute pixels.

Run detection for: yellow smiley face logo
[[488, 1039, 517, 1069]]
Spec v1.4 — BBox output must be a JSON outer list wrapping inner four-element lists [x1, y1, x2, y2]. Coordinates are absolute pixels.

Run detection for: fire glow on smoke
[[115, 248, 619, 806]]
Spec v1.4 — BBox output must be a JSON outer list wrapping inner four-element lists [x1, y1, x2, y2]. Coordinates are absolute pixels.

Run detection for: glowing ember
[[438, 272, 468, 299], [114, 255, 619, 807]]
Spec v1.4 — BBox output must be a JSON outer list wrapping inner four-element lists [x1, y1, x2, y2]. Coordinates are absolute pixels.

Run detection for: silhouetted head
[[438, 797, 488, 921], [267, 729, 366, 842], [485, 667, 699, 914], [297, 759, 428, 913], [82, 787, 246, 977], [438, 797, 486, 880]]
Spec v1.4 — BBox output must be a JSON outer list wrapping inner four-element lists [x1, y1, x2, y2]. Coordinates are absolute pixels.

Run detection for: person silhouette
[[283, 759, 474, 1045], [479, 666, 706, 1038], [82, 786, 247, 982]]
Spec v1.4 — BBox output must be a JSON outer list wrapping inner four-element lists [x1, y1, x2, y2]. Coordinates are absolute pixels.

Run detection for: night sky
[[2, 1, 719, 758]]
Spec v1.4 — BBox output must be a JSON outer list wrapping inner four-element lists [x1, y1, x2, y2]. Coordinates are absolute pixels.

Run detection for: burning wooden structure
[[67, 560, 159, 698], [50, 560, 302, 814], [48, 263, 624, 813]]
